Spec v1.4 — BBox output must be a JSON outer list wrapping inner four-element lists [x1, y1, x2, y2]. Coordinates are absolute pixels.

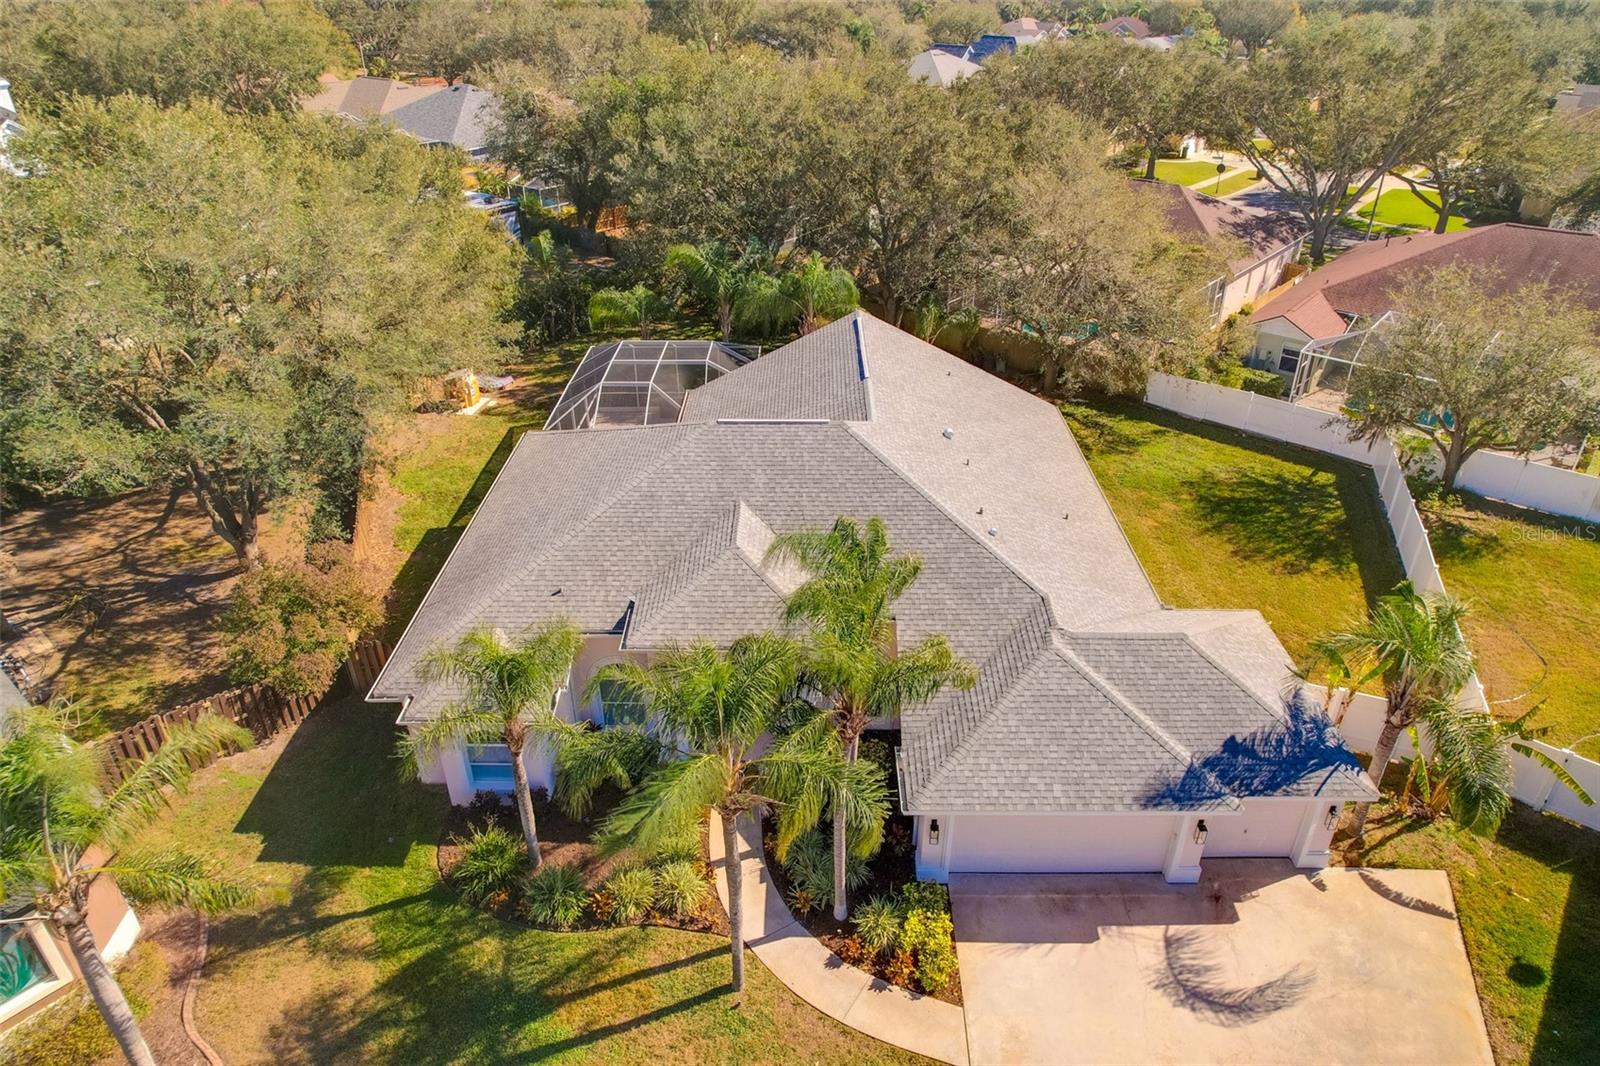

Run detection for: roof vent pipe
[[942, 427, 954, 440]]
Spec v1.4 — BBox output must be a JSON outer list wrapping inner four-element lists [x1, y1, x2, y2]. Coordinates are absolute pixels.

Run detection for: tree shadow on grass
[[382, 424, 531, 640], [1509, 807, 1600, 1066], [262, 915, 737, 1065], [234, 700, 443, 868], [1189, 464, 1403, 605]]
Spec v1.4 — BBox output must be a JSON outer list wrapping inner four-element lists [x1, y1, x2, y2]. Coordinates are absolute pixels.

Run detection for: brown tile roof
[[1252, 224, 1600, 339], [1136, 180, 1305, 274]]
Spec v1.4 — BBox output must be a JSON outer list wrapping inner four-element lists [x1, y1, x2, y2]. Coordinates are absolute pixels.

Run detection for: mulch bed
[[435, 790, 728, 937], [760, 811, 962, 1007]]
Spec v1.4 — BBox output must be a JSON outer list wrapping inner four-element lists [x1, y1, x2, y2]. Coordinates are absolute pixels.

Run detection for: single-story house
[[1137, 179, 1307, 324], [1097, 16, 1150, 38], [930, 34, 1021, 66], [908, 49, 984, 87], [999, 17, 1067, 44], [0, 675, 140, 1035], [1554, 83, 1599, 115], [1249, 223, 1600, 379], [369, 312, 1375, 884], [303, 77, 500, 160], [301, 73, 443, 119]]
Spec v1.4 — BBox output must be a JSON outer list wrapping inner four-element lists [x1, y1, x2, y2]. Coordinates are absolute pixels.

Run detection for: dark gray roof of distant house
[[386, 84, 499, 153], [371, 312, 1374, 812]]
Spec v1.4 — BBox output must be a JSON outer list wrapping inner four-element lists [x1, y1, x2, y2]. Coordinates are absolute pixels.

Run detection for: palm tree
[[767, 517, 976, 920], [559, 635, 884, 993], [665, 241, 752, 341], [1303, 582, 1476, 840], [398, 622, 584, 862], [589, 284, 671, 339], [1404, 702, 1594, 834], [738, 252, 860, 337], [0, 704, 254, 1066]]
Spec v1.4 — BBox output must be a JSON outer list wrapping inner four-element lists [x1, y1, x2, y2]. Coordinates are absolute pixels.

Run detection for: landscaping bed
[[759, 733, 962, 1006], [436, 788, 728, 937]]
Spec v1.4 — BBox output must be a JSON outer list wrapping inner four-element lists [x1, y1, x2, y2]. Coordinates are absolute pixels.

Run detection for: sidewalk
[[708, 811, 970, 1066]]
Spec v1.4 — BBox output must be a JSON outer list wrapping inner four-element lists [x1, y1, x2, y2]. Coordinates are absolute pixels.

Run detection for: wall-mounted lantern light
[[928, 819, 941, 846], [1193, 819, 1208, 846], [1325, 805, 1340, 831]]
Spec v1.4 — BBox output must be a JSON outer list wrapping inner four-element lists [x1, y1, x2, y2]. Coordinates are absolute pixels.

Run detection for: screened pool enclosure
[[545, 340, 760, 430]]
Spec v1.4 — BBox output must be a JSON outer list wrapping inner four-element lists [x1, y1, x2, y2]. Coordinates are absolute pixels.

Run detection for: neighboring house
[[908, 49, 983, 87], [928, 34, 1020, 66], [301, 73, 444, 119], [999, 16, 1067, 44], [0, 77, 25, 175], [1097, 15, 1150, 38], [1554, 83, 1599, 115], [1138, 179, 1307, 323], [1249, 223, 1600, 379], [0, 675, 140, 1035], [369, 313, 1375, 885], [303, 76, 500, 160], [1134, 34, 1179, 51], [385, 84, 500, 160]]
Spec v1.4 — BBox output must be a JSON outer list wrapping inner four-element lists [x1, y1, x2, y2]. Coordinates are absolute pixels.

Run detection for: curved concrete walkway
[[708, 812, 969, 1065]]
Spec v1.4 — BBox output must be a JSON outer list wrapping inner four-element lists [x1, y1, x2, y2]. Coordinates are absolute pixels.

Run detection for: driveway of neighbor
[[951, 861, 1492, 1066]]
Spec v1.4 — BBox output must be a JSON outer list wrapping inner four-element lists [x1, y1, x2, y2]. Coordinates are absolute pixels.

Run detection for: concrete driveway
[[951, 862, 1492, 1066]]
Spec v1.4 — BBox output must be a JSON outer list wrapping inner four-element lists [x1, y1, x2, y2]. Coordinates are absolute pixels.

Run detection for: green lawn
[[1130, 158, 1225, 187], [1357, 783, 1600, 1066], [51, 701, 921, 1064], [1062, 397, 1403, 664], [1425, 495, 1600, 754], [1207, 171, 1260, 198], [1356, 187, 1469, 232]]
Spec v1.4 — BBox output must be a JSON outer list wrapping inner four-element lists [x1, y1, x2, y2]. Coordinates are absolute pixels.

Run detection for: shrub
[[1215, 363, 1284, 398], [523, 864, 587, 929], [647, 826, 702, 866], [788, 887, 817, 916], [604, 865, 657, 925], [899, 881, 949, 915], [780, 829, 870, 910], [654, 860, 710, 917], [589, 887, 616, 924], [451, 823, 526, 905], [885, 949, 915, 987], [835, 935, 867, 965], [853, 895, 905, 956], [465, 790, 506, 825], [217, 541, 381, 696], [900, 909, 958, 994]]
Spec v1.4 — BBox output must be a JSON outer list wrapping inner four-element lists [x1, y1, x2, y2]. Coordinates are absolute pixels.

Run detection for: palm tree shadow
[[1149, 927, 1316, 1027], [1354, 870, 1457, 919]]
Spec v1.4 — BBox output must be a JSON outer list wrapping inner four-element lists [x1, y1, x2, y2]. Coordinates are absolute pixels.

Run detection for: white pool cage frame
[[545, 339, 761, 431]]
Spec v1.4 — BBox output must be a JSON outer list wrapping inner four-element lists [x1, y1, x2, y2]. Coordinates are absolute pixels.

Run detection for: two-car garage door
[[948, 813, 1176, 874], [945, 801, 1313, 874]]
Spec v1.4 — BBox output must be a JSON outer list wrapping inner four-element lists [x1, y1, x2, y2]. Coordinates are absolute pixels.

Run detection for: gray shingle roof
[[373, 311, 1373, 811], [386, 84, 499, 153], [678, 316, 870, 421]]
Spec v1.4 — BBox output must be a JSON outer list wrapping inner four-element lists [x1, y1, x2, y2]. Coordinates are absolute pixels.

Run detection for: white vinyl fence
[[1146, 374, 1598, 830], [1331, 690, 1600, 832], [1146, 374, 1600, 523]]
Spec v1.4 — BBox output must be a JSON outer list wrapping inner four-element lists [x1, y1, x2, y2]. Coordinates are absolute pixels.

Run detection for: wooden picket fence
[[103, 639, 391, 785]]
